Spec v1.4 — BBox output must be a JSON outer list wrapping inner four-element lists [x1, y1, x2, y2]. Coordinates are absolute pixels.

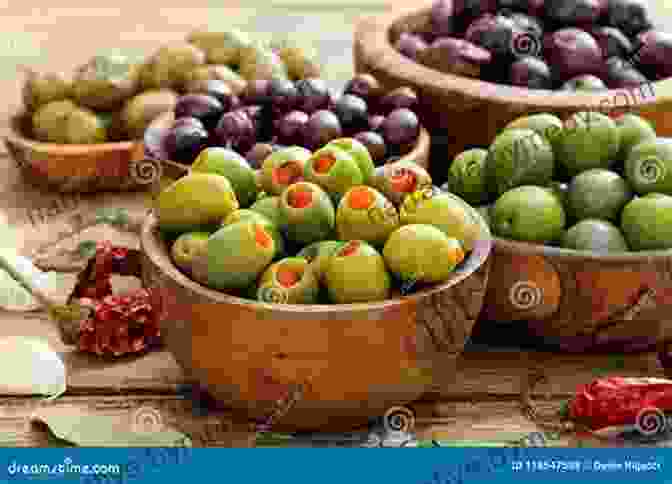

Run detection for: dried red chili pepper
[[71, 241, 161, 357], [522, 373, 672, 441], [569, 377, 672, 433]]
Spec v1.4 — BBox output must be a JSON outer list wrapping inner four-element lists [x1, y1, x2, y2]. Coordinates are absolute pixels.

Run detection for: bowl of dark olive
[[143, 75, 431, 183], [354, 0, 672, 160]]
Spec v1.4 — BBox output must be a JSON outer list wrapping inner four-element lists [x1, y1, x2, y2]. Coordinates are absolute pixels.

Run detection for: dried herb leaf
[[31, 411, 192, 447], [94, 208, 130, 227], [77, 240, 98, 259]]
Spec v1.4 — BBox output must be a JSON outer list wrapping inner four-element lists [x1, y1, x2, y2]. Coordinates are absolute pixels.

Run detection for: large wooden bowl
[[4, 113, 163, 193], [145, 110, 432, 171], [481, 239, 672, 353], [139, 212, 492, 431], [354, 6, 672, 161]]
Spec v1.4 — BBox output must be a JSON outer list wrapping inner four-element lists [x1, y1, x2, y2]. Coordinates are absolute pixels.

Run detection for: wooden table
[[1, 0, 671, 447]]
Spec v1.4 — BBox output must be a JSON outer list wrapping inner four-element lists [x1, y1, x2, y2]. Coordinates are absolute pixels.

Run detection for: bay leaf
[[31, 411, 192, 447], [0, 337, 66, 398]]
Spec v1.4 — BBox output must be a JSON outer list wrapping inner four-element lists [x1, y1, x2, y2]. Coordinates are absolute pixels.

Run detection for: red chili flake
[[74, 243, 160, 357]]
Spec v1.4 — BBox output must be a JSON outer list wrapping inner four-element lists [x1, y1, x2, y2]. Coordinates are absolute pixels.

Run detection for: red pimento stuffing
[[339, 240, 361, 256], [314, 154, 335, 173], [255, 225, 273, 248], [348, 187, 375, 209], [276, 266, 301, 287], [273, 162, 303, 186], [390, 168, 417, 193], [287, 186, 313, 208]]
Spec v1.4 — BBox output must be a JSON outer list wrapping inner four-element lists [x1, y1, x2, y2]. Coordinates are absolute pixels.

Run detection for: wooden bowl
[[139, 212, 492, 431], [481, 238, 672, 353], [354, 6, 672, 160], [145, 110, 432, 172], [4, 113, 163, 193]]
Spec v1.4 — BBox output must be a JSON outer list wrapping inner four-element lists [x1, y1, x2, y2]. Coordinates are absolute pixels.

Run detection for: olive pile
[[395, 0, 672, 90], [148, 74, 423, 168], [21, 29, 321, 144]]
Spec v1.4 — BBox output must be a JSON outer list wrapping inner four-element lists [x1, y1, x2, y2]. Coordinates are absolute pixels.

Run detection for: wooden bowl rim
[[356, 7, 672, 111], [140, 211, 492, 313], [6, 113, 137, 154], [146, 110, 432, 168], [493, 236, 672, 261]]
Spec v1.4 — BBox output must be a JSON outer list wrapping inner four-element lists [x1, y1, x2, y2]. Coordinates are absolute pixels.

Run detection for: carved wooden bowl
[[354, 6, 672, 161], [481, 239, 672, 353], [145, 110, 432, 172], [4, 113, 163, 193], [139, 211, 492, 431]]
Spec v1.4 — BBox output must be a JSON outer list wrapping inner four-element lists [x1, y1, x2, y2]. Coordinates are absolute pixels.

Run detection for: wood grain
[[1, 304, 664, 399]]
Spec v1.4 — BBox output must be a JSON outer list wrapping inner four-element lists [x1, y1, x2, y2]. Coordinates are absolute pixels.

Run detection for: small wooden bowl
[[4, 113, 163, 193], [481, 238, 672, 353], [145, 110, 432, 172], [139, 212, 492, 431], [354, 6, 672, 160]]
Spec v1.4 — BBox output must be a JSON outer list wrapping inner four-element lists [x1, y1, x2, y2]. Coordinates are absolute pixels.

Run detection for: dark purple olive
[[430, 0, 456, 37], [241, 79, 272, 105], [268, 79, 298, 115], [606, 0, 652, 38], [561, 74, 607, 90], [499, 0, 544, 16], [274, 110, 309, 145], [543, 28, 602, 80], [509, 56, 552, 88], [420, 37, 492, 77], [215, 110, 257, 152], [164, 123, 209, 164], [633, 30, 672, 80], [395, 32, 429, 60], [590, 26, 633, 59], [294, 78, 332, 114], [368, 114, 386, 132], [333, 94, 368, 134], [481, 57, 515, 83], [301, 110, 342, 150], [544, 0, 604, 26], [382, 108, 420, 146], [343, 74, 383, 104], [507, 12, 544, 39], [454, 0, 497, 19], [184, 79, 240, 112], [602, 56, 649, 88], [464, 13, 520, 58], [379, 87, 419, 115], [244, 143, 276, 169], [354, 131, 387, 165], [144, 125, 170, 160], [239, 104, 275, 142], [174, 94, 224, 130], [173, 116, 204, 130]]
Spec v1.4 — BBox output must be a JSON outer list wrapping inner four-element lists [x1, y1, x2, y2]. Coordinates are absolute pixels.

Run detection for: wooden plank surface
[[0, 394, 566, 447], [2, 0, 672, 447], [0, 306, 664, 399]]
